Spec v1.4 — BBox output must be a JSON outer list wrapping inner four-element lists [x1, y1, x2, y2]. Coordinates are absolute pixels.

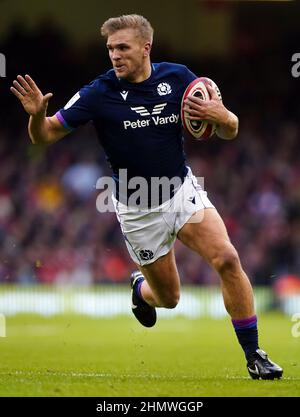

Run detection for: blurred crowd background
[[0, 1, 299, 287]]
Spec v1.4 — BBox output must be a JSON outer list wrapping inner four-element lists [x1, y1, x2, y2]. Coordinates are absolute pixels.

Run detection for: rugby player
[[11, 14, 282, 380]]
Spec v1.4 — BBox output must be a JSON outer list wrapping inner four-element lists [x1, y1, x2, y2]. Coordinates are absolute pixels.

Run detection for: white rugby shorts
[[112, 167, 215, 266]]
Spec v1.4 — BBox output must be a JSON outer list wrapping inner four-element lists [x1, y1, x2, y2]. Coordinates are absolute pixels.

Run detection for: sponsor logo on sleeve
[[64, 92, 80, 109]]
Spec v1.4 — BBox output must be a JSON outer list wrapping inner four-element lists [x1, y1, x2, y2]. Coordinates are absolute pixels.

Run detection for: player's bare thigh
[[177, 208, 235, 265], [137, 248, 181, 307]]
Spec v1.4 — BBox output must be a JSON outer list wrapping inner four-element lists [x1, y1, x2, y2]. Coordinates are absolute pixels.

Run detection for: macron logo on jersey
[[124, 103, 179, 130], [120, 91, 128, 101]]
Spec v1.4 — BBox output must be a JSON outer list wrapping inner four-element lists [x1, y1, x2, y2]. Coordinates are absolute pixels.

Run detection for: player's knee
[[211, 245, 241, 276], [160, 292, 180, 309]]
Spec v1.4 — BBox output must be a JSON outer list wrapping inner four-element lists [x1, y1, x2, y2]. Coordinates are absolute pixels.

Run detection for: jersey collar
[[117, 63, 156, 88]]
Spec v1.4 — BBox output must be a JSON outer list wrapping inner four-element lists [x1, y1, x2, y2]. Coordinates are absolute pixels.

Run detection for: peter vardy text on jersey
[[123, 113, 179, 130]]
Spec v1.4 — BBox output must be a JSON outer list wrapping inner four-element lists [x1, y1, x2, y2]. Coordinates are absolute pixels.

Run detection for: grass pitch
[[0, 313, 299, 396]]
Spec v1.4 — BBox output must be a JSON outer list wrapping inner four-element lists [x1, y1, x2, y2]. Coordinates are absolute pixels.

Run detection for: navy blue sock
[[232, 315, 259, 360], [136, 278, 144, 300]]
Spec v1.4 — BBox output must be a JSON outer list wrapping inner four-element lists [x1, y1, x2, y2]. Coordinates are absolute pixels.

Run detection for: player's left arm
[[184, 84, 238, 140]]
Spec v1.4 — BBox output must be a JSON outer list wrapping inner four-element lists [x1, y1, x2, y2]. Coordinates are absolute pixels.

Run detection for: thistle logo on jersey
[[124, 103, 179, 130], [157, 82, 172, 96]]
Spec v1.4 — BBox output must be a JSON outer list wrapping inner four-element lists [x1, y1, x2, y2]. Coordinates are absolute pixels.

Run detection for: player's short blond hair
[[101, 14, 154, 43]]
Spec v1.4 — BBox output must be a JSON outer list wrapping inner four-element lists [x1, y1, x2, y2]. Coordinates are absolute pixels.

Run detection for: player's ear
[[143, 42, 151, 57]]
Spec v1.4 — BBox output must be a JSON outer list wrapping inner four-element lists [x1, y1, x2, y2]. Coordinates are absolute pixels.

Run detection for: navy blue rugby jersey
[[56, 62, 197, 204]]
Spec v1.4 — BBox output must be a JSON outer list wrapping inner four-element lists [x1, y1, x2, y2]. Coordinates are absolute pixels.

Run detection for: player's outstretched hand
[[10, 75, 53, 117]]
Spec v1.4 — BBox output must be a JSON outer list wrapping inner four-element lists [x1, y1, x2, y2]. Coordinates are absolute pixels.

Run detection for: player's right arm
[[10, 74, 70, 145]]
